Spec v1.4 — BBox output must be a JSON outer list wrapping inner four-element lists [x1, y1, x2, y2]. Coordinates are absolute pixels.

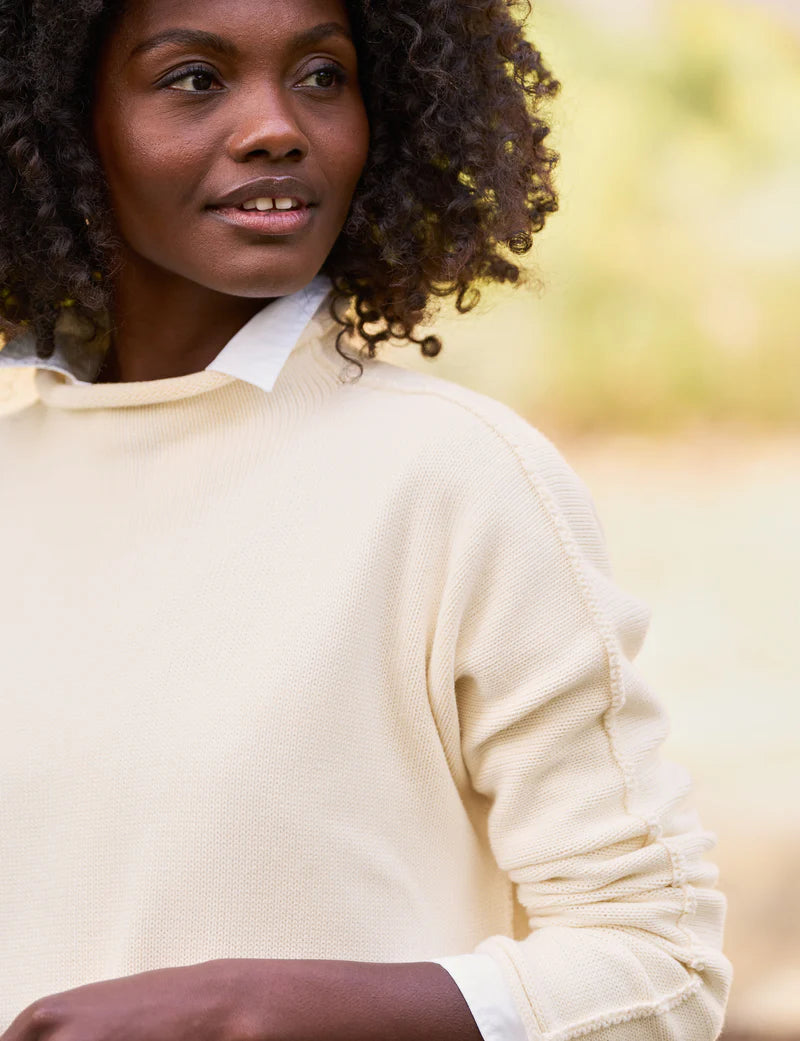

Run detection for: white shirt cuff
[[432, 953, 528, 1041]]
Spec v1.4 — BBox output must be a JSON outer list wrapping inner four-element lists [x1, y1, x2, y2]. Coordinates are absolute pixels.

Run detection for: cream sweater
[[0, 281, 526, 1041], [0, 297, 731, 1041]]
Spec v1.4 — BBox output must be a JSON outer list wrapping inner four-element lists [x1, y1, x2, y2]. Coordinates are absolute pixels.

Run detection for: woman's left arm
[[0, 958, 484, 1041], [420, 411, 733, 1041]]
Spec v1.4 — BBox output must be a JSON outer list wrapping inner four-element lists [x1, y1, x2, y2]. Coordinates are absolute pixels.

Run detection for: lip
[[208, 204, 315, 236], [209, 175, 317, 210]]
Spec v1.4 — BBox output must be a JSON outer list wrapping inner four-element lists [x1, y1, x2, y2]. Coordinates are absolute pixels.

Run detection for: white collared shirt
[[0, 273, 526, 1041], [0, 276, 333, 391]]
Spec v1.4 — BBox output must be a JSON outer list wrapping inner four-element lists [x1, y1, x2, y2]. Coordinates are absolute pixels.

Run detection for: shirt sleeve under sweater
[[356, 363, 733, 1041]]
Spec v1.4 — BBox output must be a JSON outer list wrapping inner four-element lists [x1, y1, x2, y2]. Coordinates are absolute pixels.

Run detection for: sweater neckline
[[31, 311, 341, 411], [33, 367, 239, 410], [32, 368, 239, 412]]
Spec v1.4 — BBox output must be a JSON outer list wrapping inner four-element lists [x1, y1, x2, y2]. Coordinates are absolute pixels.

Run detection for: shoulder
[[352, 351, 551, 462], [0, 368, 39, 419], [352, 353, 606, 556]]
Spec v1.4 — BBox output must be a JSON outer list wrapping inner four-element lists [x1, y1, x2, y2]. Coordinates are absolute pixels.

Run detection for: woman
[[0, 1, 732, 1040]]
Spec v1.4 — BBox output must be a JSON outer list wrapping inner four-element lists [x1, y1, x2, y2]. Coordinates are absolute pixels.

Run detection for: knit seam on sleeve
[[496, 439, 701, 974], [546, 973, 704, 1041], [365, 383, 704, 1004], [486, 934, 704, 1041]]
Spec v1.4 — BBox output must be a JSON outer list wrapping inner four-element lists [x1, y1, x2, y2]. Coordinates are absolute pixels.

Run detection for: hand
[[1, 959, 483, 1041], [0, 961, 240, 1041]]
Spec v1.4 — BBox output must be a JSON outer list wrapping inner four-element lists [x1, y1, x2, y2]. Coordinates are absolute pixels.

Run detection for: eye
[[162, 65, 223, 92], [297, 64, 346, 90]]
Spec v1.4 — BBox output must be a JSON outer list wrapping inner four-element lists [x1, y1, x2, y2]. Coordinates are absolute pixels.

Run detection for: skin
[[1, 1, 484, 1038], [90, 0, 370, 382], [0, 960, 484, 1041]]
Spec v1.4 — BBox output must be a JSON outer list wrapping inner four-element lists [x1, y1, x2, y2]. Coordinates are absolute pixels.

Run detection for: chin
[[196, 257, 329, 300]]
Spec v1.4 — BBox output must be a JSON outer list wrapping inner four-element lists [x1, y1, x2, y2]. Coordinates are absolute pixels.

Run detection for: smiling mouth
[[234, 195, 303, 211], [207, 198, 315, 235]]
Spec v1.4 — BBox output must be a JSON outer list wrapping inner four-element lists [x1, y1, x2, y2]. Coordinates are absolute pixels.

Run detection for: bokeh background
[[393, 2, 800, 1038], [1, 0, 798, 1037]]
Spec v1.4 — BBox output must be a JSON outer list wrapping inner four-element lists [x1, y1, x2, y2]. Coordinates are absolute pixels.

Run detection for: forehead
[[111, 0, 352, 49]]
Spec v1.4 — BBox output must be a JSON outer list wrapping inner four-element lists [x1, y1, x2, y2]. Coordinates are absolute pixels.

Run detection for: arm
[[225, 958, 485, 1041], [423, 414, 733, 1041], [0, 959, 484, 1041]]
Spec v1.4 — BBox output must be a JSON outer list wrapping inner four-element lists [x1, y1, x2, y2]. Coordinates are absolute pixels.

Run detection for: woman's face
[[91, 0, 369, 299]]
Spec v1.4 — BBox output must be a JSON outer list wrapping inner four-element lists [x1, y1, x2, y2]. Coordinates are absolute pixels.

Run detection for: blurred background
[[1, 0, 797, 1036], [393, 1, 799, 1038]]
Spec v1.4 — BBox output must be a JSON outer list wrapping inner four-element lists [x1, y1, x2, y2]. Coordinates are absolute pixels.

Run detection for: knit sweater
[[0, 297, 732, 1041], [0, 281, 526, 1041]]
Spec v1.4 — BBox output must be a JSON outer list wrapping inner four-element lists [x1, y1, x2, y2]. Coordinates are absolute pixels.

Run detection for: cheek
[[98, 105, 210, 223], [320, 109, 370, 211]]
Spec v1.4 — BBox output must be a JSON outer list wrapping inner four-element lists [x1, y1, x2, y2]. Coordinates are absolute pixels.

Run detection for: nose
[[226, 87, 309, 163]]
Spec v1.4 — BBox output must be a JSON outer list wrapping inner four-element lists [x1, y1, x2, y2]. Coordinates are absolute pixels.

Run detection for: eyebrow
[[127, 22, 353, 64], [128, 29, 240, 62]]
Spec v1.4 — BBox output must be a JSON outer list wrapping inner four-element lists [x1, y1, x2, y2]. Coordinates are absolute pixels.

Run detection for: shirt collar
[[0, 275, 333, 393]]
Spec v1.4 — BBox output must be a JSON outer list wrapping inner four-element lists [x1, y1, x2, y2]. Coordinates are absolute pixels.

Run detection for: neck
[[96, 254, 272, 384]]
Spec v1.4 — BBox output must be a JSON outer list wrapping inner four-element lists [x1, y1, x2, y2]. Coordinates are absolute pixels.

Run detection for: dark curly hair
[[0, 0, 560, 369]]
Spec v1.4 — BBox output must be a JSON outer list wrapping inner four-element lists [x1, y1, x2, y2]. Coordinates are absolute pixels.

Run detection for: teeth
[[238, 196, 300, 212]]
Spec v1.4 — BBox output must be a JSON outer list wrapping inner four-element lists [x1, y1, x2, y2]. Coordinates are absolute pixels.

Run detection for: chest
[[0, 455, 444, 828]]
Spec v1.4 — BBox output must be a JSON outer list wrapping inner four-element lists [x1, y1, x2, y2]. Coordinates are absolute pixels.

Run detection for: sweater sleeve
[[432, 415, 732, 1041]]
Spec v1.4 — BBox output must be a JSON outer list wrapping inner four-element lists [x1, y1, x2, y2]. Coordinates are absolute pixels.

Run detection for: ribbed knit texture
[[0, 312, 731, 1040]]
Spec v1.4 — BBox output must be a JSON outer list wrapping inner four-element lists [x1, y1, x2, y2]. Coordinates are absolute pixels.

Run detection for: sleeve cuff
[[431, 953, 528, 1041]]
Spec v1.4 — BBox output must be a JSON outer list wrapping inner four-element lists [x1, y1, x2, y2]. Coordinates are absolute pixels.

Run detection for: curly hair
[[0, 0, 560, 369]]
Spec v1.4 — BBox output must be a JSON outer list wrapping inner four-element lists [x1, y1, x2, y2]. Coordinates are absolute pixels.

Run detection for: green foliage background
[[399, 0, 800, 435]]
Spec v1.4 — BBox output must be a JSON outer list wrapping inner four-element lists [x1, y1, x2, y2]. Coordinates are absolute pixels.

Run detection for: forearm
[[217, 957, 484, 1041]]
